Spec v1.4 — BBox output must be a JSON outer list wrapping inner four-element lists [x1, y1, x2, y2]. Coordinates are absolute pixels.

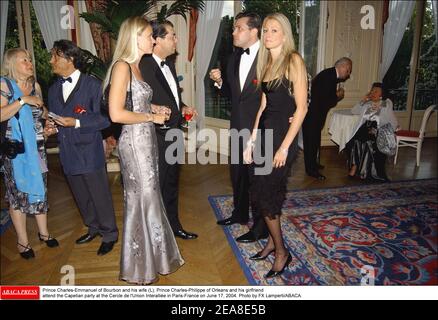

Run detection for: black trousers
[[302, 110, 328, 174], [156, 131, 183, 232], [230, 140, 268, 238], [66, 167, 118, 242]]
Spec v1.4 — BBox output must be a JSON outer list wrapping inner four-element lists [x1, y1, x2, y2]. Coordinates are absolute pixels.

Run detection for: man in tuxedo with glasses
[[140, 20, 198, 240]]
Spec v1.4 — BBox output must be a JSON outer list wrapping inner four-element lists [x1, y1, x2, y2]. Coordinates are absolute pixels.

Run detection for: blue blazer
[[48, 73, 109, 175]]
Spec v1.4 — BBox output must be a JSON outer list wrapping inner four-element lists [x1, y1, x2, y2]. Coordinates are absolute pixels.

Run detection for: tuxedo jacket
[[307, 67, 339, 122], [48, 73, 110, 175], [139, 54, 185, 135], [221, 49, 262, 132]]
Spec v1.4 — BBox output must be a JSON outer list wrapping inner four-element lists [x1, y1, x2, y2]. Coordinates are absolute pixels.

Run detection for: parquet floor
[[1, 138, 436, 285]]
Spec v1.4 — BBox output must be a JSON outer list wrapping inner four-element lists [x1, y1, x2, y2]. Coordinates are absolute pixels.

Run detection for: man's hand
[[336, 87, 345, 100], [43, 119, 58, 137], [209, 68, 222, 87], [53, 116, 76, 127], [182, 106, 198, 118]]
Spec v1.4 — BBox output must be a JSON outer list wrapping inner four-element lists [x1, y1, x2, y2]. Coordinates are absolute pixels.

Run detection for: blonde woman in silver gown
[[104, 16, 184, 284]]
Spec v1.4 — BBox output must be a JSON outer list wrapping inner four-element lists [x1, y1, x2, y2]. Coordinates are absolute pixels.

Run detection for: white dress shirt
[[153, 54, 179, 108], [61, 69, 81, 128], [239, 40, 259, 91], [62, 69, 81, 101]]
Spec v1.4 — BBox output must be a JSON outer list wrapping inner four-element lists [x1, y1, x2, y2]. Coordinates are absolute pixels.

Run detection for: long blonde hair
[[102, 16, 150, 91], [1, 48, 34, 82], [257, 13, 298, 90]]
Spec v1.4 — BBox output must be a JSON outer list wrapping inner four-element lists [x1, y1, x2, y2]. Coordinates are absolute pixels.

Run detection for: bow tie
[[160, 60, 168, 67], [60, 77, 72, 84], [241, 48, 250, 55]]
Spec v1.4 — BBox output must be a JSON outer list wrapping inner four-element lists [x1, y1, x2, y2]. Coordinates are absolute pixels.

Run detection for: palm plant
[[80, 0, 204, 79]]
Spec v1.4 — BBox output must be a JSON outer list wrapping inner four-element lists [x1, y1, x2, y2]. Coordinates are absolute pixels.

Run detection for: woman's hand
[[23, 95, 44, 108], [150, 113, 167, 125], [273, 147, 288, 168], [243, 140, 254, 164]]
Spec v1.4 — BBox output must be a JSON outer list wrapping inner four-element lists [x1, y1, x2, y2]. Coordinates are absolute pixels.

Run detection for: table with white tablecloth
[[328, 109, 361, 151]]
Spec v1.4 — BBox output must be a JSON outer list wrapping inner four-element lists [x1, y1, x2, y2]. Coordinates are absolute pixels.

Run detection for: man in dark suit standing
[[139, 20, 198, 240], [302, 57, 352, 180], [47, 40, 118, 255], [209, 12, 268, 243]]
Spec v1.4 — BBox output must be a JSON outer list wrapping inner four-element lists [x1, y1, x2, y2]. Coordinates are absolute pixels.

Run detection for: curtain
[[1, 0, 9, 62], [78, 0, 97, 55], [188, 8, 199, 62], [32, 1, 69, 50], [379, 0, 415, 80], [195, 1, 224, 129], [432, 0, 437, 42], [84, 0, 111, 63]]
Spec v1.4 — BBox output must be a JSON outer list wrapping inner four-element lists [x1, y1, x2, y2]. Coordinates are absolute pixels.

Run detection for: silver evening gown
[[118, 76, 184, 284]]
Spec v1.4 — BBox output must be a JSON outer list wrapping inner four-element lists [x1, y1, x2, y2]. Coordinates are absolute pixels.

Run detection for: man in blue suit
[[46, 40, 118, 255]]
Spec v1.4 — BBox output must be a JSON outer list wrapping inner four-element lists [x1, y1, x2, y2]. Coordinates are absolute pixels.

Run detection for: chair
[[394, 104, 437, 166]]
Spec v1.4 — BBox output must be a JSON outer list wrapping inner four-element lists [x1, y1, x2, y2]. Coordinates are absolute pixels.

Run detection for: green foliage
[[80, 0, 157, 40], [156, 0, 205, 23], [243, 0, 300, 44], [384, 1, 437, 110], [79, 0, 205, 79]]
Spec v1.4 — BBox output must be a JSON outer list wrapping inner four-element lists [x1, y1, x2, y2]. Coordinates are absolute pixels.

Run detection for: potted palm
[[80, 0, 205, 79]]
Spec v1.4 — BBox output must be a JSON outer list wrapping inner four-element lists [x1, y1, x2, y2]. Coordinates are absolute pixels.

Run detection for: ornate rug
[[208, 179, 438, 285]]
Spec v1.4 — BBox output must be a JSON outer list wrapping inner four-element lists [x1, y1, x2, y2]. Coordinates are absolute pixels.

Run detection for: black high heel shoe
[[38, 233, 59, 248], [264, 253, 292, 278], [249, 249, 275, 261], [17, 242, 35, 260]]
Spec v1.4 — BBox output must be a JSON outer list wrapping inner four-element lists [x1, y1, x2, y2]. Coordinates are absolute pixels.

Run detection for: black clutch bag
[[1, 138, 25, 159]]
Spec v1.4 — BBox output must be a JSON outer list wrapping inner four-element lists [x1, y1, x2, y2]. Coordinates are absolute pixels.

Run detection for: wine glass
[[181, 111, 193, 129], [158, 106, 171, 130]]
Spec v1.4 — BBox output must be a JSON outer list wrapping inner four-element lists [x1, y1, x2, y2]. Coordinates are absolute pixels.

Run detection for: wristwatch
[[17, 97, 25, 106]]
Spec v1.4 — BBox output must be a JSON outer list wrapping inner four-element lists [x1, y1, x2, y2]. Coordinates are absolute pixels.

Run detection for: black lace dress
[[250, 78, 298, 219]]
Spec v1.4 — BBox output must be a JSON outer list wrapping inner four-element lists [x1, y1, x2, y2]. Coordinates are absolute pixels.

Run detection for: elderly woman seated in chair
[[346, 82, 398, 181]]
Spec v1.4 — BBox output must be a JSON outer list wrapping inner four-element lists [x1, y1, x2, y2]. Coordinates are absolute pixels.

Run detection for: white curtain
[[32, 1, 68, 50], [379, 0, 415, 80], [195, 1, 224, 129], [78, 0, 97, 55], [432, 0, 437, 42], [0, 0, 9, 62]]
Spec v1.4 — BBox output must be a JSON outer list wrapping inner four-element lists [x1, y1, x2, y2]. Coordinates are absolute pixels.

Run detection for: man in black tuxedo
[[47, 40, 118, 255], [209, 12, 268, 243], [139, 20, 198, 240], [302, 57, 352, 180]]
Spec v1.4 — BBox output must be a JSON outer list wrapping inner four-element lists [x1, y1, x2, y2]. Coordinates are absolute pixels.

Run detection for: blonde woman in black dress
[[244, 13, 308, 278]]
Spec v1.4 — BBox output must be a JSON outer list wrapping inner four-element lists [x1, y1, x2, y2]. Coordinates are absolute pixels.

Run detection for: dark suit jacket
[[307, 67, 339, 127], [139, 54, 185, 134], [221, 49, 261, 132], [48, 73, 110, 175]]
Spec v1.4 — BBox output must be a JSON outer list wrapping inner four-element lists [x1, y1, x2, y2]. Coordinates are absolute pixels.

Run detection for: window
[[5, 0, 19, 51], [384, 0, 437, 111], [204, 1, 235, 120], [414, 0, 437, 110], [302, 0, 321, 77], [383, 11, 415, 111]]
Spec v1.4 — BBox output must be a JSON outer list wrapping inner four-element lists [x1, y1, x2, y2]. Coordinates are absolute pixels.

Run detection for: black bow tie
[[241, 48, 250, 55], [160, 60, 168, 67], [60, 77, 72, 84]]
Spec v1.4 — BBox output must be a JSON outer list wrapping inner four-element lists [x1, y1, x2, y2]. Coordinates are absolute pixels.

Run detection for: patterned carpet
[[208, 179, 438, 285]]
